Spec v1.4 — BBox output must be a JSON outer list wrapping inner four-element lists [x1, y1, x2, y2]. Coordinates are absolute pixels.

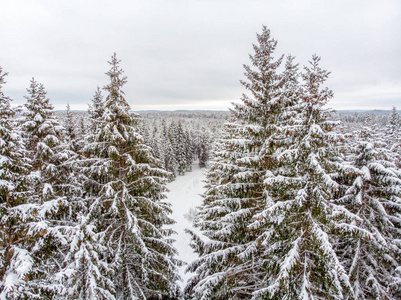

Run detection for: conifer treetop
[[241, 25, 283, 100], [0, 67, 20, 195], [104, 53, 128, 105], [103, 53, 130, 121], [0, 67, 13, 120], [105, 53, 127, 91], [233, 26, 284, 128], [0, 67, 8, 88], [22, 77, 63, 148], [87, 87, 105, 136], [64, 101, 76, 140], [302, 54, 333, 108], [88, 87, 104, 119], [24, 78, 54, 114]]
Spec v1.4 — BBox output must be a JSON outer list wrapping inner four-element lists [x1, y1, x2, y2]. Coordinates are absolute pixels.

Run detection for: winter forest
[[1, 27, 401, 299]]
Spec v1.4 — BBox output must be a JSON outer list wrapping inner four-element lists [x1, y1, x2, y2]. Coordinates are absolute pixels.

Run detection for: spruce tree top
[[0, 67, 25, 201], [22, 78, 64, 150], [88, 87, 104, 134], [0, 68, 13, 120], [103, 53, 130, 125], [24, 78, 55, 121], [234, 25, 284, 126], [100, 53, 143, 148]]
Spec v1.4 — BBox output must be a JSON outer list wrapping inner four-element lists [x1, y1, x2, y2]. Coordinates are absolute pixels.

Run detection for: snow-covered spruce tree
[[77, 116, 87, 140], [58, 85, 114, 300], [88, 87, 105, 136], [64, 101, 83, 155], [386, 106, 400, 146], [0, 67, 33, 299], [64, 102, 76, 142], [337, 122, 401, 299], [22, 78, 82, 205], [58, 105, 84, 208], [385, 106, 400, 168], [22, 78, 67, 201], [80, 53, 181, 299], [175, 121, 188, 175], [185, 129, 195, 172], [18, 78, 81, 297], [161, 120, 178, 180], [248, 55, 356, 299], [197, 128, 211, 169], [150, 126, 163, 165], [168, 120, 182, 173], [185, 26, 289, 299], [140, 123, 151, 150]]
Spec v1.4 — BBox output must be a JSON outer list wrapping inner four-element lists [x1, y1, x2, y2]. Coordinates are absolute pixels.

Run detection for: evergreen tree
[[150, 126, 162, 163], [64, 102, 76, 141], [77, 116, 87, 140], [0, 67, 33, 299], [22, 78, 66, 201], [161, 120, 178, 179], [386, 106, 400, 146], [64, 102, 83, 155], [88, 87, 104, 135], [175, 121, 187, 175], [186, 26, 286, 299], [60, 86, 114, 300], [140, 122, 151, 149], [197, 128, 210, 169], [246, 55, 355, 299], [187, 28, 357, 299], [18, 78, 78, 297], [386, 106, 400, 168], [80, 53, 181, 299], [337, 123, 401, 299], [185, 129, 194, 172]]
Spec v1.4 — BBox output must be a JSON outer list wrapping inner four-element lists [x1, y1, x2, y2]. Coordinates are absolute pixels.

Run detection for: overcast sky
[[1, 0, 400, 111]]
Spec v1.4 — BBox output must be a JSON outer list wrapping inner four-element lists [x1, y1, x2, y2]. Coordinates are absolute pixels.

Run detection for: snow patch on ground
[[166, 163, 206, 289]]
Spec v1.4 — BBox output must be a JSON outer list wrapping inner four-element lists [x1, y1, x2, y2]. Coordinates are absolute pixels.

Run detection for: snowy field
[[166, 164, 206, 289]]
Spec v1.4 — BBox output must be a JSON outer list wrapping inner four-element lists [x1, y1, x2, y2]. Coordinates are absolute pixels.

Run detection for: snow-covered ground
[[166, 164, 206, 289]]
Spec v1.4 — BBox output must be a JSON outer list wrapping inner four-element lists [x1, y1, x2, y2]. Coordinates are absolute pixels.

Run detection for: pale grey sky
[[1, 0, 400, 110]]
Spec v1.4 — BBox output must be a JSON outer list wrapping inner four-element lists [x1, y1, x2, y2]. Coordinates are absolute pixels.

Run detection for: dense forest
[[1, 27, 401, 299]]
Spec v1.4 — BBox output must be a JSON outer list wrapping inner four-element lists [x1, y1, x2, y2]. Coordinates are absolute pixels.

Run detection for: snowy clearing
[[166, 164, 206, 289]]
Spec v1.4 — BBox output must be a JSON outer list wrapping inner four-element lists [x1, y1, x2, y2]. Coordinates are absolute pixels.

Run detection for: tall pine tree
[[186, 28, 359, 299], [247, 55, 355, 299], [18, 78, 80, 297], [186, 26, 287, 299], [79, 53, 181, 299], [175, 121, 188, 175], [88, 87, 105, 136], [0, 67, 33, 299]]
